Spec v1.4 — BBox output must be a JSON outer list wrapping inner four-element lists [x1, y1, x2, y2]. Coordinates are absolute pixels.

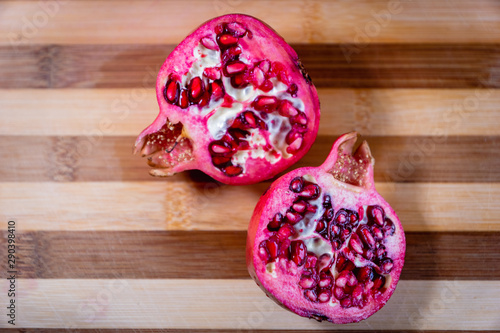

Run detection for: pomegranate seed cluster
[[162, 21, 309, 177], [258, 176, 396, 309]]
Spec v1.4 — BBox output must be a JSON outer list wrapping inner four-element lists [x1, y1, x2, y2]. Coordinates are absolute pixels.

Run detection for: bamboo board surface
[[1, 0, 500, 331]]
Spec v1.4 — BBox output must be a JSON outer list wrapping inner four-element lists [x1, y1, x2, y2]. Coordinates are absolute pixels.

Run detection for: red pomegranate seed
[[265, 237, 279, 260], [331, 238, 341, 251], [363, 249, 374, 260], [376, 245, 387, 260], [231, 73, 248, 88], [214, 24, 224, 35], [289, 177, 304, 193], [277, 223, 295, 240], [279, 100, 299, 117], [225, 61, 246, 75], [359, 226, 376, 249], [299, 274, 317, 289], [330, 224, 341, 238], [227, 22, 246, 37], [335, 210, 348, 224], [291, 112, 308, 126], [221, 46, 242, 63], [286, 136, 303, 154], [357, 266, 374, 282], [346, 271, 358, 287], [340, 297, 352, 308], [324, 207, 334, 221], [203, 67, 221, 80], [286, 210, 302, 224], [178, 89, 189, 109], [350, 212, 358, 224], [383, 218, 395, 236], [304, 253, 318, 269], [299, 184, 320, 199], [258, 59, 270, 73], [251, 67, 265, 87], [218, 34, 238, 45], [316, 220, 326, 233], [318, 289, 331, 303], [367, 205, 385, 226], [200, 36, 219, 50], [243, 111, 258, 128], [380, 258, 394, 273], [165, 79, 179, 104], [253, 96, 279, 112], [351, 285, 363, 304], [267, 213, 283, 231], [210, 80, 224, 101], [224, 165, 243, 177], [372, 226, 384, 241], [290, 240, 307, 266], [188, 77, 205, 102], [287, 83, 298, 97], [336, 271, 352, 288], [373, 275, 386, 290], [292, 200, 307, 213], [212, 156, 231, 166], [340, 226, 352, 242], [210, 143, 231, 155], [306, 204, 317, 213], [258, 242, 270, 262], [334, 287, 347, 300], [304, 289, 317, 302], [349, 233, 364, 255], [259, 79, 273, 92], [318, 273, 332, 288], [317, 253, 332, 272], [198, 90, 211, 108]]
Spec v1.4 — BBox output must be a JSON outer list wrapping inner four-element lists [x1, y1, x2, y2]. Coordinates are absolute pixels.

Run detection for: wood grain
[[1, 182, 499, 232], [1, 231, 498, 280], [1, 135, 499, 183], [0, 279, 498, 330], [2, 88, 500, 136], [2, 0, 500, 45], [2, 44, 499, 88]]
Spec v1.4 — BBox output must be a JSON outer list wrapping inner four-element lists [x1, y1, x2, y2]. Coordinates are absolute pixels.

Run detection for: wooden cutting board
[[1, 0, 500, 331]]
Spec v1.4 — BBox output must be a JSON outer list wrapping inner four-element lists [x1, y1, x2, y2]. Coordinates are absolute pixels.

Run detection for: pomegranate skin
[[247, 132, 406, 324], [135, 14, 320, 185]]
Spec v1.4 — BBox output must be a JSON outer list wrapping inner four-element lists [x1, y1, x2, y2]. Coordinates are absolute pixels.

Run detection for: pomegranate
[[247, 132, 405, 323], [134, 14, 320, 184]]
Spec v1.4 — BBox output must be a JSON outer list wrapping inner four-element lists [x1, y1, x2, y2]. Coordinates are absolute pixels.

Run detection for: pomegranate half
[[247, 132, 405, 323], [135, 14, 320, 185]]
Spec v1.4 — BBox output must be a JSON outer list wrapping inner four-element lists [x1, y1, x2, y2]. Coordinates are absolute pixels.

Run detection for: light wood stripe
[[1, 182, 499, 232], [1, 231, 498, 280], [1, 44, 499, 89], [2, 1, 500, 45], [2, 88, 499, 136], [1, 135, 499, 183], [0, 279, 498, 330]]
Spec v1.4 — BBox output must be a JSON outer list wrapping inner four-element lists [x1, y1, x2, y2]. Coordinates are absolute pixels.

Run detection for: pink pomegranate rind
[[134, 14, 320, 185], [247, 132, 405, 324]]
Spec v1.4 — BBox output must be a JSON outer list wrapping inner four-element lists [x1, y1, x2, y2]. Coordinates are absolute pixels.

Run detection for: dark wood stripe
[[1, 135, 499, 183], [1, 44, 499, 88], [1, 231, 499, 280]]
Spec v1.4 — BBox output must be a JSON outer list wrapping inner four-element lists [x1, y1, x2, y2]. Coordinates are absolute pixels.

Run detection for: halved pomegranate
[[134, 14, 320, 185], [247, 132, 405, 323]]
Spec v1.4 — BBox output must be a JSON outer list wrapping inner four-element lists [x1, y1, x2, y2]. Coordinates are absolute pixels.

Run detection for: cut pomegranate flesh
[[247, 132, 406, 324], [134, 14, 320, 185]]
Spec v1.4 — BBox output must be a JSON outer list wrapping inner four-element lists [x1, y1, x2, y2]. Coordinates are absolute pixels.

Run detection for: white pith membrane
[[257, 174, 400, 316], [151, 21, 309, 178]]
